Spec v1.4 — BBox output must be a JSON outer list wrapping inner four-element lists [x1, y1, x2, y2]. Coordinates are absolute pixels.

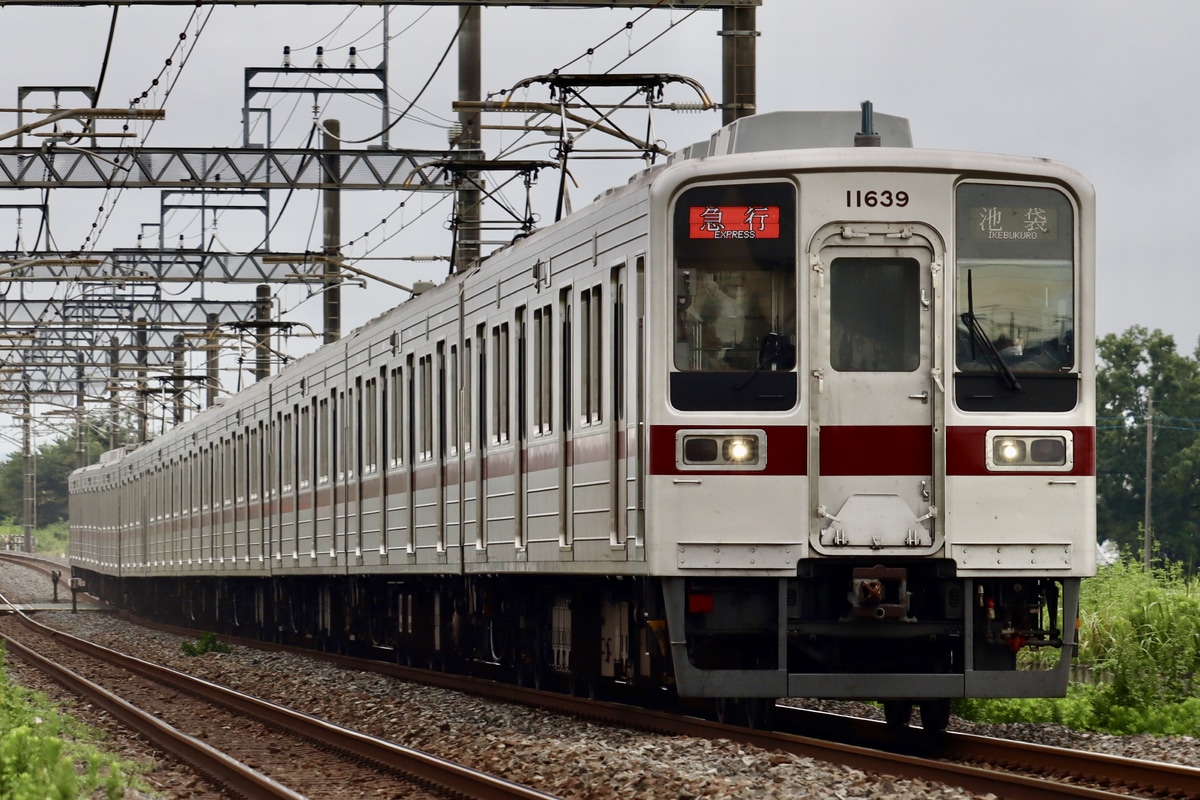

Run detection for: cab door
[[808, 223, 944, 555]]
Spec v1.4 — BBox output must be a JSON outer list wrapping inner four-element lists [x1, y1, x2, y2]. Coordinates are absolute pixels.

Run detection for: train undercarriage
[[75, 560, 1077, 731]]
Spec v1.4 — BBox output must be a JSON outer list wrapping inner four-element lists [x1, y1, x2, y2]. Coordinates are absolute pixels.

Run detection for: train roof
[[674, 110, 913, 162]]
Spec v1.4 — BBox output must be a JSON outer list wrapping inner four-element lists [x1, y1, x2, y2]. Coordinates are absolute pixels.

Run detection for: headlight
[[994, 438, 1026, 464], [683, 437, 719, 462], [723, 438, 756, 463], [678, 430, 766, 470], [986, 431, 1072, 471]]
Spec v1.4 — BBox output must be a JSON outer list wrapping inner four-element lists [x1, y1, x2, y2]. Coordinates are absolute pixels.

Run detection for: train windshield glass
[[955, 184, 1075, 375], [672, 182, 797, 373], [830, 257, 921, 372]]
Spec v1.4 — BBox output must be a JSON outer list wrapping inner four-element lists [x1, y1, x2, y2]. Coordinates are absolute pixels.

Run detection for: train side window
[[491, 323, 510, 444], [533, 304, 553, 435], [463, 338, 473, 453], [614, 275, 625, 422], [317, 397, 330, 485], [223, 438, 233, 508], [299, 405, 311, 489], [560, 289, 572, 432], [830, 257, 921, 372], [419, 354, 434, 460], [364, 377, 378, 474], [954, 183, 1077, 412], [340, 389, 351, 480], [447, 344, 458, 456], [236, 432, 246, 503], [581, 285, 602, 425], [436, 344, 447, 458], [282, 412, 294, 492], [389, 366, 404, 468], [249, 427, 260, 501], [477, 324, 488, 447]]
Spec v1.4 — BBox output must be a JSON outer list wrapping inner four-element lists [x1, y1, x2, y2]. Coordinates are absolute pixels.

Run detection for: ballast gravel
[[2, 559, 1198, 799]]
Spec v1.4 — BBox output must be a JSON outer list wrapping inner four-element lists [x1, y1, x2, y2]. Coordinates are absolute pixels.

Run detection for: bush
[[34, 522, 70, 558], [1077, 558, 1200, 708], [958, 556, 1200, 736], [181, 632, 231, 657]]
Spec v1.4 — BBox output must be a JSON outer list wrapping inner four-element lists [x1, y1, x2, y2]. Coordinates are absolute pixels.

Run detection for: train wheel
[[570, 675, 599, 700], [714, 697, 736, 725], [516, 660, 536, 688], [918, 699, 951, 733], [883, 700, 913, 730], [531, 662, 550, 691], [743, 698, 774, 730]]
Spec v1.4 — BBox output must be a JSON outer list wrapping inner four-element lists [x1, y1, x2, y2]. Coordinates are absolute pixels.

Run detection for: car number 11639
[[846, 189, 909, 208]]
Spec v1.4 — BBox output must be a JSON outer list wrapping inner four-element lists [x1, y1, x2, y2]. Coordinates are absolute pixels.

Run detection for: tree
[[0, 421, 110, 525], [1096, 327, 1200, 570]]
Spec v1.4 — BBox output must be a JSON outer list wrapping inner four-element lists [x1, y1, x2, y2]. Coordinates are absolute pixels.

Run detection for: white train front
[[70, 109, 1096, 729]]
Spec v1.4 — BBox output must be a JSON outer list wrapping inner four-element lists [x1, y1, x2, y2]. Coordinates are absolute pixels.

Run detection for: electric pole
[[1144, 388, 1154, 571]]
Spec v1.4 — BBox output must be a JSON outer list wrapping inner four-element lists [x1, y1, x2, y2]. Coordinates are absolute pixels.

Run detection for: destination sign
[[969, 206, 1059, 241], [688, 205, 781, 240]]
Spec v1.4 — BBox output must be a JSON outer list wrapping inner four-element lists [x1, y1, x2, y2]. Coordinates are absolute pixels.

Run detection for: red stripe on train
[[819, 425, 932, 476], [647, 425, 807, 476], [946, 426, 1095, 477], [647, 424, 1094, 477]]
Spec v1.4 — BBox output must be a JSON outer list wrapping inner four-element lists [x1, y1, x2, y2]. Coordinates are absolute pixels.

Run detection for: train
[[70, 106, 1096, 730]]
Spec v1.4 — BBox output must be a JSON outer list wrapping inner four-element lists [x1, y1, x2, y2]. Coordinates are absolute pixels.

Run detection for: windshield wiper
[[962, 270, 1021, 391], [735, 332, 794, 390]]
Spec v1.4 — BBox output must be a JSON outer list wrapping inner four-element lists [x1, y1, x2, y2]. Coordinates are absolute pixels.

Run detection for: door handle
[[909, 391, 929, 403]]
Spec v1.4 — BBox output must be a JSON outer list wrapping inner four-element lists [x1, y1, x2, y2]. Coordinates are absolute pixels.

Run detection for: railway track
[[5, 554, 1196, 800], [0, 596, 561, 800], [0, 550, 65, 580], [109, 614, 1200, 800]]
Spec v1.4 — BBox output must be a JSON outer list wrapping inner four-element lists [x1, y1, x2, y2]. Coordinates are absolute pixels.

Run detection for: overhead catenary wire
[[4, 2, 725, 430], [315, 9, 468, 146], [79, 6, 216, 255]]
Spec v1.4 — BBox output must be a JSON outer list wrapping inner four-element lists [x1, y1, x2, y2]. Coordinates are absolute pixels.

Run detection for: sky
[[0, 0, 1197, 449]]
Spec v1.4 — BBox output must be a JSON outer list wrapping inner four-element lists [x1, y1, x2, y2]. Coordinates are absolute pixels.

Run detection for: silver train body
[[71, 111, 1096, 708]]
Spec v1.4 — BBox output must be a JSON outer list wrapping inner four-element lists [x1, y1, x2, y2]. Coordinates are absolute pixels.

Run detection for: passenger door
[[808, 223, 943, 555]]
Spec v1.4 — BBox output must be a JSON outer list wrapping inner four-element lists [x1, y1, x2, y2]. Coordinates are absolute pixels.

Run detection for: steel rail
[[121, 615, 1193, 800], [0, 595, 304, 800], [12, 610, 563, 800], [0, 551, 63, 579]]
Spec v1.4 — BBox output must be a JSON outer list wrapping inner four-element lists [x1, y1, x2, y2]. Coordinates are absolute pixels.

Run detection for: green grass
[[0, 644, 146, 799], [0, 520, 68, 558]]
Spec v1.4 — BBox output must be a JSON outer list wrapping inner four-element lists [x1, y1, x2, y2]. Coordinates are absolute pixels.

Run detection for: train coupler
[[844, 565, 914, 621]]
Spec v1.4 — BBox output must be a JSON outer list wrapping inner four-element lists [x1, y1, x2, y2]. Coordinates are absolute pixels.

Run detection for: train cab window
[[955, 183, 1077, 412], [670, 181, 797, 411]]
